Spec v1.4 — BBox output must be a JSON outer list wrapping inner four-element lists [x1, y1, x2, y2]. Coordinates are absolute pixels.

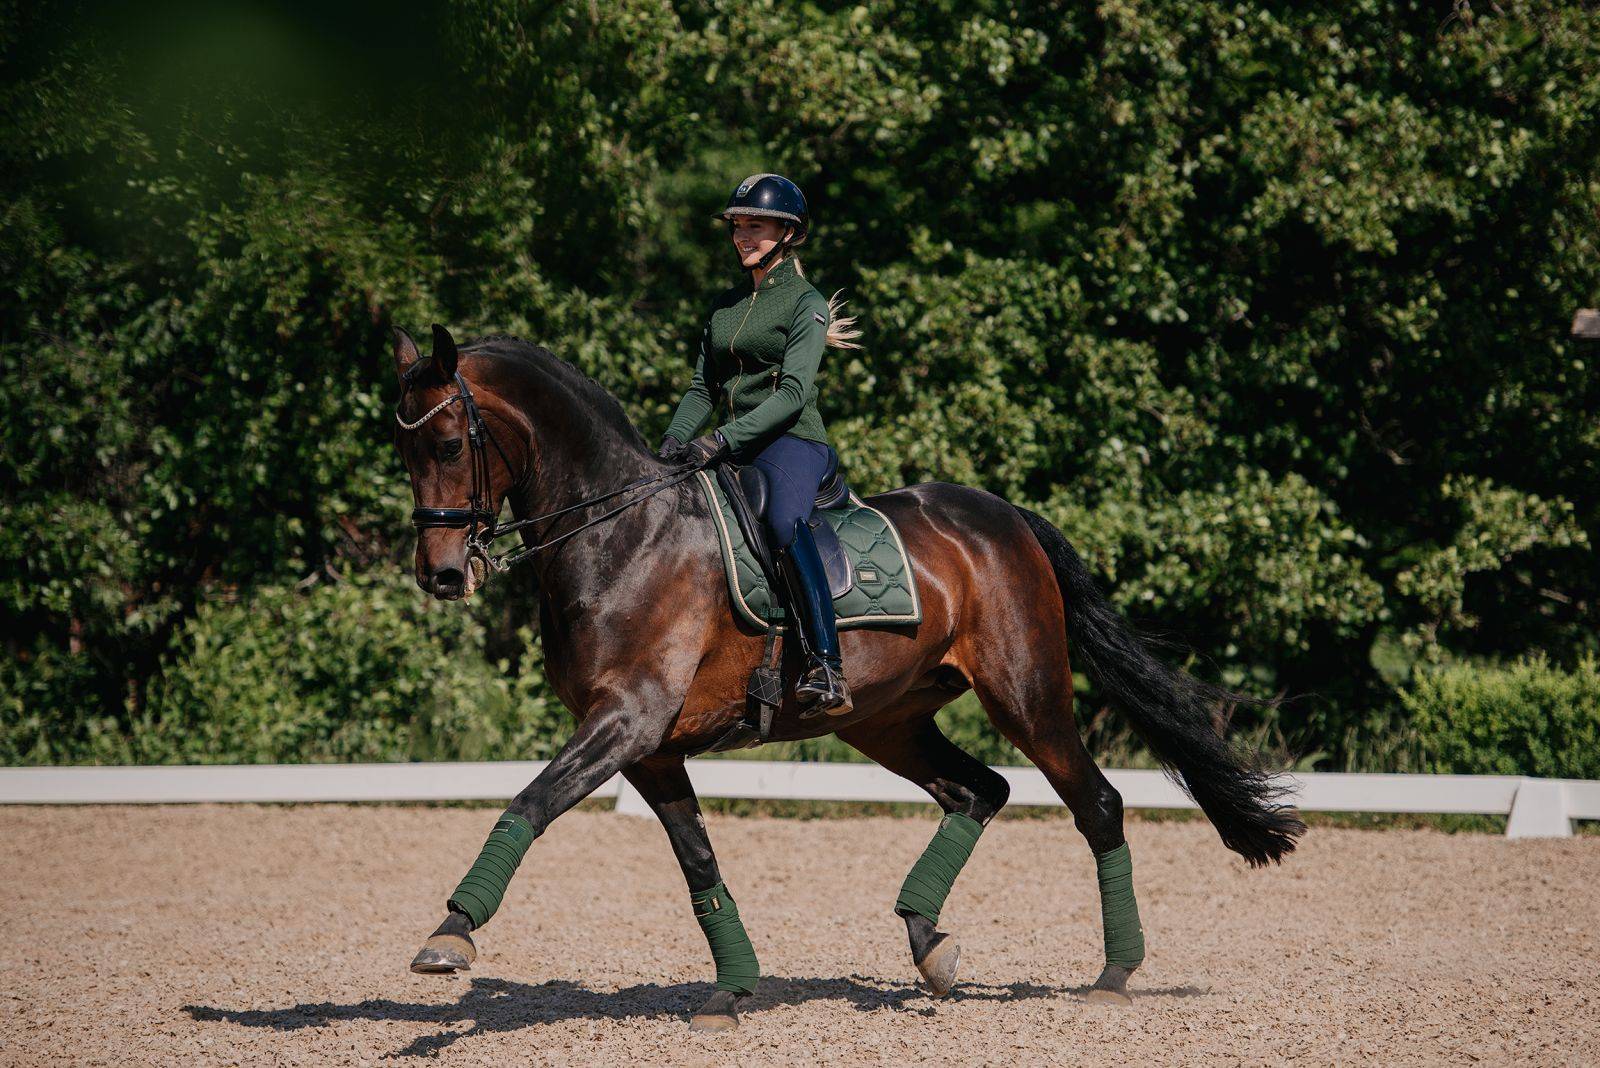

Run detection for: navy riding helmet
[[718, 173, 809, 270]]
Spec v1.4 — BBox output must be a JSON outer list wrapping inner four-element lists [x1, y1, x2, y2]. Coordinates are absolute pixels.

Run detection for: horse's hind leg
[[621, 756, 758, 1033], [966, 642, 1145, 1005], [839, 716, 1010, 997]]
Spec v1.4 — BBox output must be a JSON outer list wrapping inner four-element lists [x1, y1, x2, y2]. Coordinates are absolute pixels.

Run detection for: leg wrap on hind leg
[[1095, 842, 1145, 968], [448, 812, 537, 929], [691, 883, 760, 995], [894, 812, 985, 925]]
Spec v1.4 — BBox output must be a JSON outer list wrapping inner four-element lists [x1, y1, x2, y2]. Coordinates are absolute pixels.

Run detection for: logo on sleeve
[[813, 311, 826, 324]]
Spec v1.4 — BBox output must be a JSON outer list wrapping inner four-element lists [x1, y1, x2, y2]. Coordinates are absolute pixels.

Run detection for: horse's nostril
[[433, 568, 465, 595]]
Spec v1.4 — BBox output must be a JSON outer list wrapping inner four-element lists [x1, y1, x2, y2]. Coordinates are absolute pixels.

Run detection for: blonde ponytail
[[823, 290, 862, 350], [791, 257, 863, 350]]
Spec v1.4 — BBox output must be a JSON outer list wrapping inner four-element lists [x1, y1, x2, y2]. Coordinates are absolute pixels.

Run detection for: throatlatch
[[894, 812, 985, 925], [691, 882, 761, 994], [448, 813, 538, 929], [1095, 842, 1145, 968]]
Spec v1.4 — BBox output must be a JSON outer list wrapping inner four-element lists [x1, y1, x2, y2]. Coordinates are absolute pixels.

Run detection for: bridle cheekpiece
[[395, 359, 507, 559]]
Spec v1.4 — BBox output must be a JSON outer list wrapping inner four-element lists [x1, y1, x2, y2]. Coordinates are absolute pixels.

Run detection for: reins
[[477, 464, 701, 572], [395, 360, 701, 573]]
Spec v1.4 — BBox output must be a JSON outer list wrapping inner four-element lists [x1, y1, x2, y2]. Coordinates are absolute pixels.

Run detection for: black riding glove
[[683, 430, 731, 467], [657, 435, 684, 461]]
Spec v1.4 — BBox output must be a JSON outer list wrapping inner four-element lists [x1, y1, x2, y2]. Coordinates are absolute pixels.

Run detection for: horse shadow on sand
[[185, 974, 1210, 1059]]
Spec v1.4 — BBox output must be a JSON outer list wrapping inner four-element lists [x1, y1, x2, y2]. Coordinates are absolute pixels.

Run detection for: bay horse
[[390, 325, 1303, 1032]]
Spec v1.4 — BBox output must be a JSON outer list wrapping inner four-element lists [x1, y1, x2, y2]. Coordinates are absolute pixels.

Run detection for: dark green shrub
[[138, 573, 566, 764], [935, 692, 1024, 766], [1402, 656, 1600, 779], [0, 639, 136, 765]]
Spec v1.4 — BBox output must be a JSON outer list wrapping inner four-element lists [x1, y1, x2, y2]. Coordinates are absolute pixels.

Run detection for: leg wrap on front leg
[[894, 812, 985, 925], [1095, 842, 1145, 968], [448, 812, 538, 929], [691, 883, 760, 995]]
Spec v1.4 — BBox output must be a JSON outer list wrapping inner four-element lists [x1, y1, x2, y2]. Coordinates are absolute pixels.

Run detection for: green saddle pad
[[694, 469, 922, 632]]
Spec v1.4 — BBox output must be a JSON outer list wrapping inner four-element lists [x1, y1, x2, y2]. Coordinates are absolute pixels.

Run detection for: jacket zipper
[[727, 283, 759, 408]]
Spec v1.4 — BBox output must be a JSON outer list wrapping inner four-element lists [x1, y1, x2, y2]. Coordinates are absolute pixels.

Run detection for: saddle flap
[[715, 463, 777, 582]]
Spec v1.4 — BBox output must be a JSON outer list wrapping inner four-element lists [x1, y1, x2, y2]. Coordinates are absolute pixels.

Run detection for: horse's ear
[[393, 326, 420, 380], [431, 324, 459, 379]]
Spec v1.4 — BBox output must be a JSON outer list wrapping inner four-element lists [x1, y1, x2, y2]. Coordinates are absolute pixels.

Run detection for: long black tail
[[1015, 506, 1305, 865]]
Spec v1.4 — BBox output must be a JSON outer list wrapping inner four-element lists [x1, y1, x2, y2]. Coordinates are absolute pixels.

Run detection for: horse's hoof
[[689, 1011, 739, 1033], [689, 989, 742, 1033], [915, 934, 961, 998], [1085, 963, 1135, 1006], [410, 932, 476, 975]]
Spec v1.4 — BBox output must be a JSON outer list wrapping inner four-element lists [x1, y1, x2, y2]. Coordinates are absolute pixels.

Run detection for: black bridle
[[394, 358, 701, 573], [396, 360, 504, 541]]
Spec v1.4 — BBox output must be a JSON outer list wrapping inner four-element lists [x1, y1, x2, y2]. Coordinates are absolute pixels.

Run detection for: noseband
[[394, 357, 702, 573]]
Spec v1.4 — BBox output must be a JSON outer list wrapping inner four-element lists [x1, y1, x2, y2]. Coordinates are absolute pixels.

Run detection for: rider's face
[[727, 215, 789, 269]]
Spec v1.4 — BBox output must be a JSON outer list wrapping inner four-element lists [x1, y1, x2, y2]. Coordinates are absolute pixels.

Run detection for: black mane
[[461, 334, 652, 451]]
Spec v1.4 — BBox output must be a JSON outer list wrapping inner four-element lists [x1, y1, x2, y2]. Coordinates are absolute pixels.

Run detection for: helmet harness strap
[[745, 224, 796, 275]]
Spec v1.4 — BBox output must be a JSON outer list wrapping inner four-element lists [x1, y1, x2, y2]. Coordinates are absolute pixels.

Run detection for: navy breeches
[[752, 434, 836, 549]]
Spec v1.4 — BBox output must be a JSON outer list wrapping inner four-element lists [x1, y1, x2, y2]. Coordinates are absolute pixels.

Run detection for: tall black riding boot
[[776, 517, 852, 719]]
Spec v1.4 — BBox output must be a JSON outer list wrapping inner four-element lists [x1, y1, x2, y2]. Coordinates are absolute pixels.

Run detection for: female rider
[[658, 173, 861, 718]]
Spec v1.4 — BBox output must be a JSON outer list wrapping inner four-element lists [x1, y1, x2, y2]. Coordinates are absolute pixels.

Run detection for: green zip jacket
[[664, 256, 832, 458]]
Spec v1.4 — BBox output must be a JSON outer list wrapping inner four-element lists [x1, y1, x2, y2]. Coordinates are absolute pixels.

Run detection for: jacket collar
[[752, 255, 801, 292]]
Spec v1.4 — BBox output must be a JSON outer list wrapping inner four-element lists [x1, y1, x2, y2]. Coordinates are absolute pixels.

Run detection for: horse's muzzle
[[427, 567, 466, 600]]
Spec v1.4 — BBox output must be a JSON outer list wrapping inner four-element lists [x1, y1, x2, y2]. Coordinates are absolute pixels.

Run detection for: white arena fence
[[2, 761, 1597, 839]]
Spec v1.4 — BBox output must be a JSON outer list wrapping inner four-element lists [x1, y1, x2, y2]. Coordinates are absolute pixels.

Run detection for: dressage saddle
[[712, 453, 854, 602]]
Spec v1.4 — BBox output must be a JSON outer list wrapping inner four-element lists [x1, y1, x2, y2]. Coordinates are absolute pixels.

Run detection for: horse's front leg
[[410, 699, 667, 975], [621, 756, 758, 1032]]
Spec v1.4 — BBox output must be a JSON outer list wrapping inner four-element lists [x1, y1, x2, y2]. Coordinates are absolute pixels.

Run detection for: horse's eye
[[439, 439, 463, 461]]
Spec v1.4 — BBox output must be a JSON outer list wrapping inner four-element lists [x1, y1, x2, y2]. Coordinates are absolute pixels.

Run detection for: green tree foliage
[[1403, 656, 1600, 779], [140, 573, 562, 765], [2, 1, 1597, 767]]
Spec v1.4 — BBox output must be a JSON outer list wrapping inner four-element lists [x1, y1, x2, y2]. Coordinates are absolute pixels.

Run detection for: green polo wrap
[[894, 812, 985, 925], [691, 882, 760, 995], [1096, 842, 1145, 967], [448, 813, 537, 929]]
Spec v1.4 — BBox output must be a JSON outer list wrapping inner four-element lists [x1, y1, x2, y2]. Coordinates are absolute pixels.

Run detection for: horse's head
[[391, 324, 522, 600]]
